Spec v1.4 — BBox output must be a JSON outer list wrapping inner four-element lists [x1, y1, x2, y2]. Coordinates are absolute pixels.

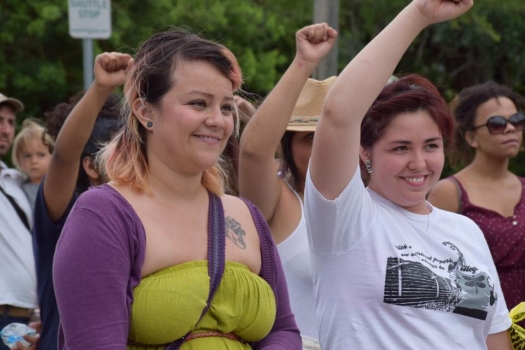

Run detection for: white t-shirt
[[304, 165, 511, 350], [0, 162, 37, 308], [277, 184, 318, 340]]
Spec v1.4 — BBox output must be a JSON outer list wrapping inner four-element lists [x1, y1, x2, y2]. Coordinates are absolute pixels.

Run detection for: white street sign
[[68, 0, 112, 39]]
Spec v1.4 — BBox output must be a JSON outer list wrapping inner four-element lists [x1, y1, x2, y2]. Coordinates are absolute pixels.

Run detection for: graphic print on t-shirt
[[383, 241, 497, 320]]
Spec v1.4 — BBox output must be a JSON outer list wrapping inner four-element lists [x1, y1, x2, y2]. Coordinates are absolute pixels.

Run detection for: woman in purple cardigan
[[52, 29, 300, 349]]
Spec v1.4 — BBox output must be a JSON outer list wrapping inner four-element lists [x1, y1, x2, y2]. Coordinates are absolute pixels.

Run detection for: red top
[[450, 176, 525, 309]]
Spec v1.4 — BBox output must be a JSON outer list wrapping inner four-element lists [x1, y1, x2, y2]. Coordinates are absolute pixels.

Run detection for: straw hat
[[286, 76, 337, 132]]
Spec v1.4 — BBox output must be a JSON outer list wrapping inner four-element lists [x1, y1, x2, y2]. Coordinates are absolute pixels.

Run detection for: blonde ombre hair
[[98, 29, 243, 196]]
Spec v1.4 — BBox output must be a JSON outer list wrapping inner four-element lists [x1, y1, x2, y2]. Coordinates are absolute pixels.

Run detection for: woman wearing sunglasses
[[429, 81, 525, 312]]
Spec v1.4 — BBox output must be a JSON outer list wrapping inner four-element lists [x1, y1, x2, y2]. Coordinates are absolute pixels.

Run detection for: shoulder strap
[[0, 185, 30, 232], [166, 191, 225, 350], [448, 176, 463, 214], [202, 191, 226, 317], [283, 180, 304, 211], [239, 197, 278, 294]]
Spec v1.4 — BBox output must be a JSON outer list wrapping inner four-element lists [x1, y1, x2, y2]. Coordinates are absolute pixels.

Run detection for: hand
[[295, 23, 338, 68], [13, 321, 41, 350], [412, 0, 473, 25], [93, 52, 134, 91], [234, 96, 257, 123]]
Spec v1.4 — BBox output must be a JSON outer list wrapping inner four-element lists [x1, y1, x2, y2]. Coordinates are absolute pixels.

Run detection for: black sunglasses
[[470, 112, 525, 134]]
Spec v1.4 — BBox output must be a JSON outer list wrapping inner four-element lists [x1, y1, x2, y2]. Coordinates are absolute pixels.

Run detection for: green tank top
[[127, 261, 276, 349]]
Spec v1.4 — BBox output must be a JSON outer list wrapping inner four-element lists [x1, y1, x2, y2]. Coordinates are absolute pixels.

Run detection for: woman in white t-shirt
[[239, 23, 337, 347], [304, 0, 513, 349]]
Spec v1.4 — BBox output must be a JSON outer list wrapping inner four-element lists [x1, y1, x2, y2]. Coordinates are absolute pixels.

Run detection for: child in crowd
[[12, 119, 54, 208]]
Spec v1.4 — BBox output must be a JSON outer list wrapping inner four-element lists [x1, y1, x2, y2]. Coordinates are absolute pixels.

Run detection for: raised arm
[[310, 0, 473, 199], [239, 23, 337, 220], [43, 52, 132, 221]]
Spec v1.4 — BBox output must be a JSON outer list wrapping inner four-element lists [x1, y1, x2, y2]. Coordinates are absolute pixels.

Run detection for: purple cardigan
[[53, 184, 301, 349]]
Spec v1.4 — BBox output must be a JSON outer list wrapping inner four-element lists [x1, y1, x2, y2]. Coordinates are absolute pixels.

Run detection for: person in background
[[31, 52, 129, 350], [304, 0, 512, 349], [53, 29, 300, 349], [222, 95, 257, 196], [11, 119, 54, 208], [239, 23, 337, 349], [0, 93, 38, 350], [429, 81, 525, 312]]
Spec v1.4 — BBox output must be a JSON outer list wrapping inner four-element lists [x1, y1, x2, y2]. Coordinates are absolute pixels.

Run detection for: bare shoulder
[[221, 194, 263, 272], [428, 178, 460, 213], [221, 194, 254, 217], [221, 194, 260, 245]]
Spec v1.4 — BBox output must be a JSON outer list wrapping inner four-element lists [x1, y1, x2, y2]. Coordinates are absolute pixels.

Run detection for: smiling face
[[363, 110, 444, 214], [18, 138, 51, 184], [467, 97, 522, 160], [147, 59, 235, 175]]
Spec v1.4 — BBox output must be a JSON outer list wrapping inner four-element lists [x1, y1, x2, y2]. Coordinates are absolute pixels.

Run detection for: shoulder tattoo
[[225, 216, 246, 249]]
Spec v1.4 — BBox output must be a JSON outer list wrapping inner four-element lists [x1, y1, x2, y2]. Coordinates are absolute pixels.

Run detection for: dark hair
[[45, 102, 73, 141], [279, 131, 301, 191], [361, 74, 453, 148], [222, 136, 240, 196], [360, 74, 453, 183], [450, 81, 525, 166], [101, 28, 242, 194], [45, 92, 121, 194], [132, 29, 242, 105]]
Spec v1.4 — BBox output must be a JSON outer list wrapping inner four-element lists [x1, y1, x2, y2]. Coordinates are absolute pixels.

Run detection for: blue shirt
[[32, 183, 77, 350]]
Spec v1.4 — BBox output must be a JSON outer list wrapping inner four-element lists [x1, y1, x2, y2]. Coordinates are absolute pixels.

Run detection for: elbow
[[51, 147, 79, 165], [239, 138, 272, 162], [319, 100, 349, 129], [321, 101, 337, 121], [238, 138, 257, 160]]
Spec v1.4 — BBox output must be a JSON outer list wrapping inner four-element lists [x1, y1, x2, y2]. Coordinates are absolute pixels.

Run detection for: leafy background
[[1, 0, 524, 175]]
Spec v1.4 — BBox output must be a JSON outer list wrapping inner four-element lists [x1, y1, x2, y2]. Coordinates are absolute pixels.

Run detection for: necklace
[[394, 202, 432, 234]]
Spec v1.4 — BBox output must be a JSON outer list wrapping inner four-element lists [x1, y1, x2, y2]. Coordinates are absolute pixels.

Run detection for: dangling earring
[[146, 121, 153, 128], [364, 159, 373, 174]]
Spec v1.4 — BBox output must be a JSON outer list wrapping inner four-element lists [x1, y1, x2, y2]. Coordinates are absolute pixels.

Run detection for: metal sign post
[[82, 39, 94, 91], [313, 0, 339, 79], [68, 0, 112, 90]]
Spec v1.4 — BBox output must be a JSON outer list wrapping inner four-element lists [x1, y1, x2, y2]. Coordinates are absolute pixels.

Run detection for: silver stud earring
[[146, 121, 153, 128], [364, 159, 373, 174]]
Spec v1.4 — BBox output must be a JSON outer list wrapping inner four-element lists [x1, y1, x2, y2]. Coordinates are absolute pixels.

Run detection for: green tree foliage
[[0, 0, 311, 120], [339, 0, 525, 96], [339, 0, 525, 175], [1, 0, 524, 173]]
